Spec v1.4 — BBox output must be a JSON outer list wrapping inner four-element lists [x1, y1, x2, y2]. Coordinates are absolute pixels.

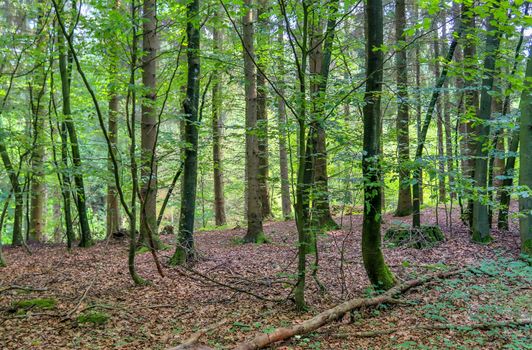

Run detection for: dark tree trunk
[[433, 17, 446, 201], [394, 0, 412, 217], [471, 3, 500, 243], [242, 0, 265, 243], [171, 0, 201, 264], [212, 10, 227, 227], [361, 0, 395, 290]]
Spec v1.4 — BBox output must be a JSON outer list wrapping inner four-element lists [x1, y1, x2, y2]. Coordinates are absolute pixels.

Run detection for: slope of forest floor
[[1, 207, 530, 349]]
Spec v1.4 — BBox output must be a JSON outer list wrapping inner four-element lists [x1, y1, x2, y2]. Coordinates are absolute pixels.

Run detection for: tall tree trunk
[[107, 0, 121, 237], [497, 3, 529, 230], [140, 0, 160, 249], [414, 1, 423, 205], [0, 144, 23, 246], [433, 17, 446, 201], [256, 0, 271, 219], [29, 38, 47, 243], [212, 10, 227, 227], [276, 24, 292, 221], [518, 50, 532, 254], [307, 0, 339, 230], [362, 0, 395, 290], [57, 16, 92, 247], [242, 0, 265, 243], [394, 0, 412, 217], [442, 12, 454, 199], [171, 0, 201, 264], [461, 3, 479, 226], [471, 3, 500, 243]]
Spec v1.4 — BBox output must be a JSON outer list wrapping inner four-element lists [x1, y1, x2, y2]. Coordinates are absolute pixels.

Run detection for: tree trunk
[[393, 0, 412, 217], [518, 51, 532, 254], [256, 0, 271, 220], [362, 0, 395, 290], [0, 144, 23, 246], [140, 0, 160, 249], [442, 15, 454, 200], [471, 3, 500, 243], [171, 0, 201, 264], [276, 25, 291, 220], [57, 19, 92, 247], [242, 0, 265, 243], [433, 17, 446, 201], [106, 0, 121, 238], [212, 10, 227, 227], [413, 1, 423, 206]]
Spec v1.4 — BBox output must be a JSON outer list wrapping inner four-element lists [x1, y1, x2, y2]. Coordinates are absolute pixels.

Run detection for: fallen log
[[167, 268, 464, 350], [166, 318, 227, 350]]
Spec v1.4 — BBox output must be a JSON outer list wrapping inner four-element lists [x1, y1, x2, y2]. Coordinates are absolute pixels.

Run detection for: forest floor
[[1, 207, 531, 350]]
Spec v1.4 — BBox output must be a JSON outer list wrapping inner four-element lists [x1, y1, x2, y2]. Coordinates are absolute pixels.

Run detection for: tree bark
[[242, 0, 265, 243], [211, 9, 227, 227], [519, 51, 532, 254], [256, 0, 271, 220], [471, 3, 500, 243], [362, 0, 395, 290], [276, 25, 291, 221], [393, 0, 412, 217], [171, 0, 201, 264], [433, 17, 446, 201], [140, 0, 160, 249]]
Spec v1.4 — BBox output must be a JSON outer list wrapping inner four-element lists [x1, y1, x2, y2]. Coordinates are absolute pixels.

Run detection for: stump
[[385, 223, 445, 249]]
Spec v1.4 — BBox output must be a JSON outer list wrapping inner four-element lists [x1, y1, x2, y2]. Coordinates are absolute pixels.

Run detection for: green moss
[[385, 224, 445, 249], [12, 298, 56, 311], [471, 231, 493, 244], [136, 246, 151, 254], [77, 311, 109, 325]]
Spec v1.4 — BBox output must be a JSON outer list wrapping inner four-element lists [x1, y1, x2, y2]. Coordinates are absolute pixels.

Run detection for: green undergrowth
[[77, 311, 110, 325], [385, 222, 445, 249], [11, 298, 56, 312]]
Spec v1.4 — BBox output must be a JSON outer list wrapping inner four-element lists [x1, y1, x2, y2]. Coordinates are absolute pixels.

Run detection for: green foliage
[[12, 298, 56, 311], [76, 311, 110, 325]]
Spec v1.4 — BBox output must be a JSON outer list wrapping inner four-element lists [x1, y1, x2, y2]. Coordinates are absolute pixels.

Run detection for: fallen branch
[[230, 268, 464, 350], [344, 319, 531, 338], [0, 285, 48, 294], [166, 318, 227, 350]]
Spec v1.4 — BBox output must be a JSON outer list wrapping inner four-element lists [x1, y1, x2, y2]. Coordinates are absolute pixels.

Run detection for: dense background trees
[[0, 0, 530, 309]]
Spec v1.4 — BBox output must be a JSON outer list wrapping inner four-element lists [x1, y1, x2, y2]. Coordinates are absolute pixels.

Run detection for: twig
[[166, 318, 227, 350], [0, 285, 48, 294]]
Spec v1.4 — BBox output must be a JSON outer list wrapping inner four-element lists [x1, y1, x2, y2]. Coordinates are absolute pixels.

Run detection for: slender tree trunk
[[256, 0, 271, 219], [362, 0, 395, 290], [276, 25, 292, 220], [0, 144, 23, 245], [307, 0, 339, 230], [394, 0, 412, 217], [461, 3, 479, 226], [471, 3, 500, 243], [442, 14, 454, 200], [433, 17, 446, 201], [242, 0, 265, 243], [106, 0, 121, 237], [140, 0, 160, 249], [57, 19, 92, 247], [414, 1, 423, 205], [497, 3, 529, 229], [171, 0, 201, 264], [519, 51, 532, 254], [212, 10, 227, 227], [0, 192, 10, 266]]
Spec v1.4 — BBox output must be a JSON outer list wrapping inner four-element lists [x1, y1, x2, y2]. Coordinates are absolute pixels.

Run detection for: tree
[[361, 0, 395, 290], [518, 48, 532, 254], [140, 0, 160, 249], [471, 2, 501, 243], [171, 0, 201, 264], [211, 7, 227, 227], [393, 0, 412, 217], [242, 0, 265, 243]]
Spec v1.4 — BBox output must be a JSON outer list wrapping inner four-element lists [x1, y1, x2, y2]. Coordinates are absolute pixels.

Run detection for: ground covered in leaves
[[1, 208, 531, 349]]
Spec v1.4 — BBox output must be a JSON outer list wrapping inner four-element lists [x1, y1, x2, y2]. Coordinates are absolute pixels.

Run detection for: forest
[[0, 0, 531, 348]]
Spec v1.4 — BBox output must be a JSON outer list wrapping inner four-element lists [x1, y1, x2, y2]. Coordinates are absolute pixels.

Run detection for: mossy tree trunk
[[471, 3, 501, 243], [171, 0, 201, 264], [361, 0, 395, 290]]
